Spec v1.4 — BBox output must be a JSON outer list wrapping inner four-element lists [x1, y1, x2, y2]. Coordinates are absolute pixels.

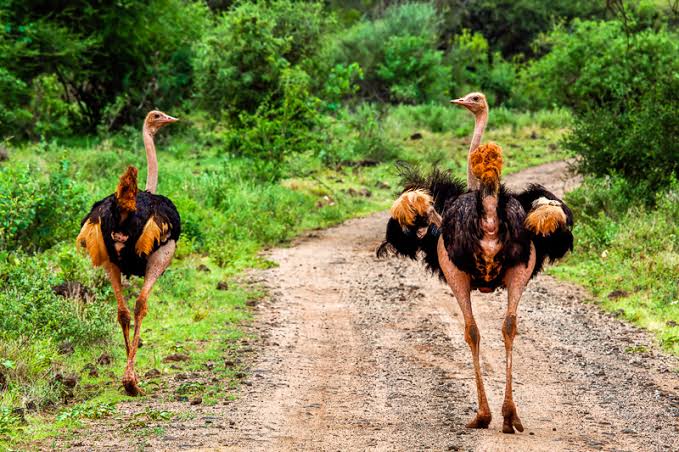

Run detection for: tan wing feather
[[76, 219, 110, 267]]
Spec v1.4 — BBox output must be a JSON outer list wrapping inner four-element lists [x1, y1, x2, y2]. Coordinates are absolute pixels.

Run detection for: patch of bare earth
[[50, 162, 678, 451]]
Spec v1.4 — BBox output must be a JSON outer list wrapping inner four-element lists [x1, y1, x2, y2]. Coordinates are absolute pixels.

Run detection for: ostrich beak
[[163, 115, 178, 123], [450, 98, 468, 106]]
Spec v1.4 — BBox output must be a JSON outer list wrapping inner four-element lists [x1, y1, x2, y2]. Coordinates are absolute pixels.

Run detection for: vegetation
[[0, 0, 677, 446]]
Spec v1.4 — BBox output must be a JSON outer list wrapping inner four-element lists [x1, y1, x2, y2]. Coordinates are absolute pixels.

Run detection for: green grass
[[0, 105, 568, 448], [549, 177, 679, 354]]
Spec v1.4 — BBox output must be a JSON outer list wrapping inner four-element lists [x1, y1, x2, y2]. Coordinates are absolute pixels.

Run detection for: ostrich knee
[[118, 309, 131, 328], [502, 315, 517, 347], [465, 322, 481, 350]]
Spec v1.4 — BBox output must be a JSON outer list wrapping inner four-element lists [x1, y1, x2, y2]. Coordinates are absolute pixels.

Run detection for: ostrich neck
[[142, 126, 158, 193], [466, 110, 488, 190]]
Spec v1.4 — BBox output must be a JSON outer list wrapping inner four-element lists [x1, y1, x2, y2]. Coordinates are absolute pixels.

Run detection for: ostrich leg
[[437, 238, 492, 428], [123, 240, 176, 396], [500, 243, 536, 433], [104, 263, 131, 356]]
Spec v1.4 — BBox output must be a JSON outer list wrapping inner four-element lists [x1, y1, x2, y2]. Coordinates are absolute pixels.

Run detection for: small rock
[[316, 195, 335, 208], [216, 281, 229, 291], [145, 368, 161, 378], [197, 264, 210, 272], [58, 341, 75, 356], [410, 132, 423, 140], [190, 397, 202, 405], [608, 290, 629, 300], [163, 353, 190, 363], [54, 373, 79, 388], [530, 131, 539, 139], [245, 299, 258, 307], [97, 353, 113, 366], [52, 281, 93, 302], [82, 363, 98, 377]]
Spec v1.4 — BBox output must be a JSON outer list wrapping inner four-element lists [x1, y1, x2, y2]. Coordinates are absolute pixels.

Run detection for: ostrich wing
[[515, 184, 574, 273]]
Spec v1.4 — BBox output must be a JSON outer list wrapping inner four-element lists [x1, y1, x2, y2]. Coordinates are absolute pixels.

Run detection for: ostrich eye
[[472, 96, 479, 102], [154, 113, 160, 119]]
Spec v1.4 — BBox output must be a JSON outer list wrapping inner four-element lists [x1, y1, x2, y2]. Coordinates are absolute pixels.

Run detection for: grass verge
[[549, 177, 679, 355]]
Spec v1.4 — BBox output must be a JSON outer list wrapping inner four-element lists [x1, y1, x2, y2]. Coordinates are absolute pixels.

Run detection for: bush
[[564, 75, 679, 191], [518, 20, 679, 190], [0, 161, 88, 252], [517, 20, 678, 112], [225, 68, 324, 180], [0, 68, 31, 137], [193, 0, 330, 119], [0, 0, 209, 132], [447, 29, 517, 105], [465, 0, 606, 57], [332, 2, 450, 103], [30, 74, 81, 139], [0, 250, 112, 343]]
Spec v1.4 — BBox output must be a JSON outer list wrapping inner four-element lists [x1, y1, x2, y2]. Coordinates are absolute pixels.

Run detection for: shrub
[[447, 29, 517, 105], [332, 2, 450, 103], [0, 0, 209, 132], [0, 68, 31, 137], [322, 63, 364, 112], [30, 74, 81, 139], [518, 19, 679, 190], [465, 0, 606, 57], [517, 20, 678, 112], [193, 0, 330, 119], [225, 68, 324, 180], [564, 75, 679, 191], [0, 161, 89, 252], [0, 250, 112, 343]]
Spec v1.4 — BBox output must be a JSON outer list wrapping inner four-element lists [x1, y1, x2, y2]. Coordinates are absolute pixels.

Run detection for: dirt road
[[59, 162, 679, 451]]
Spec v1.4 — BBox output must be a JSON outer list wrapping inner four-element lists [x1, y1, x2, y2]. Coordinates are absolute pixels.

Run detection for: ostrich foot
[[122, 369, 143, 396], [502, 404, 524, 434], [466, 412, 492, 429]]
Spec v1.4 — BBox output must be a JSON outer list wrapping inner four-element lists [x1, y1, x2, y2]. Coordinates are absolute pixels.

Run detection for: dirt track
[[57, 162, 679, 451]]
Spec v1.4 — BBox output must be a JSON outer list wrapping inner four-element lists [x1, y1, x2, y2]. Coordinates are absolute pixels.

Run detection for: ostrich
[[77, 111, 181, 396], [378, 92, 573, 433]]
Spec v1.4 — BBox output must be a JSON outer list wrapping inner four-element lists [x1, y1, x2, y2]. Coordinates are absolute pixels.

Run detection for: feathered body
[[79, 194, 180, 277], [378, 151, 573, 292]]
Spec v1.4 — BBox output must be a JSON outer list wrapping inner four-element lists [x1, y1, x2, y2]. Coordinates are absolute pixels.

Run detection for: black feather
[[515, 184, 574, 275], [377, 164, 465, 279], [441, 185, 532, 290], [81, 191, 181, 277]]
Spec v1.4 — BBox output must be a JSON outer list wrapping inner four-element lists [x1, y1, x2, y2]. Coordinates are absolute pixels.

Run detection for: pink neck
[[142, 126, 158, 193], [467, 110, 488, 190]]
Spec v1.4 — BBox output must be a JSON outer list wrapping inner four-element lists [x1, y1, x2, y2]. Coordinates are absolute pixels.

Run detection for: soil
[[50, 161, 679, 451]]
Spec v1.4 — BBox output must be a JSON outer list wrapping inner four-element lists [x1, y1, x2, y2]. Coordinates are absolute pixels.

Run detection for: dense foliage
[[520, 19, 679, 190]]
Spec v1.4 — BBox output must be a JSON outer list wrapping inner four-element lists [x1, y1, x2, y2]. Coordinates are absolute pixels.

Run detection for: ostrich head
[[144, 110, 178, 135], [450, 92, 488, 116]]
